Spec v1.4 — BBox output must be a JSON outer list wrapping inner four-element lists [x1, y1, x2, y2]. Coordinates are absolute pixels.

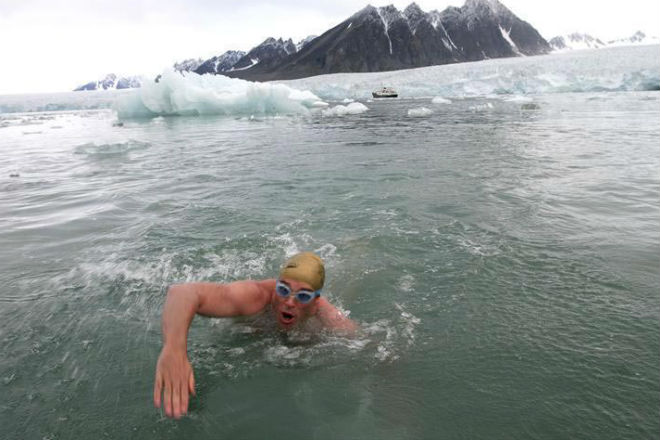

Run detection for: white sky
[[1, 0, 658, 94]]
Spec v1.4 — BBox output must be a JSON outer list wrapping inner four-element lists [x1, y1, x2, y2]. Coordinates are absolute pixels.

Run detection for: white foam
[[322, 102, 369, 116], [431, 96, 452, 104], [115, 69, 327, 118], [397, 274, 415, 292], [407, 107, 433, 117]]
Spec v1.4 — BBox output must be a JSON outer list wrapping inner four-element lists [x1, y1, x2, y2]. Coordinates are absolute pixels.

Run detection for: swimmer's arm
[[154, 280, 273, 418], [161, 280, 273, 348], [315, 297, 359, 333]]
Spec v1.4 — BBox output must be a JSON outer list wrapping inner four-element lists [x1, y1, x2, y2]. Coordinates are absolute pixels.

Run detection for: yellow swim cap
[[279, 252, 325, 291]]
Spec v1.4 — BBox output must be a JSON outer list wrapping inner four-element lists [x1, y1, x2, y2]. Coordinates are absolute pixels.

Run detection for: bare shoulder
[[196, 279, 275, 317], [316, 297, 359, 333]]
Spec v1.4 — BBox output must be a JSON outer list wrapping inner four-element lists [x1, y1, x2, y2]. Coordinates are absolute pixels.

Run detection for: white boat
[[372, 87, 398, 98]]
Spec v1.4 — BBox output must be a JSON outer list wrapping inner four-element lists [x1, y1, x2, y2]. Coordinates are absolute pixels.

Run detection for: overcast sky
[[1, 0, 658, 94]]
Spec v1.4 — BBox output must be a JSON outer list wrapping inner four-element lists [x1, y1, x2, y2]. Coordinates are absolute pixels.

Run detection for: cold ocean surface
[[1, 45, 659, 439]]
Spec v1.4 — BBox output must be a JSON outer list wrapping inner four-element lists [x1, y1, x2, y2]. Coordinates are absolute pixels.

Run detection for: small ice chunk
[[407, 107, 433, 117], [468, 102, 494, 111], [504, 95, 533, 103], [431, 96, 452, 104], [342, 98, 354, 103], [322, 102, 369, 116], [521, 103, 540, 110]]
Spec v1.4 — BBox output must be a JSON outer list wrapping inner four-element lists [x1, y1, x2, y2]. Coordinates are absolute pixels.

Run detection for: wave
[[73, 140, 151, 157]]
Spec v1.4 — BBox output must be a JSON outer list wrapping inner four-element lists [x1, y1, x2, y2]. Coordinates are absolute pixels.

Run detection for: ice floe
[[407, 107, 433, 117], [322, 102, 369, 116]]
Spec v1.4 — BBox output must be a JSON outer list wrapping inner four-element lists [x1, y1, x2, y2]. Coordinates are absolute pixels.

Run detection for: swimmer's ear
[[310, 297, 321, 314]]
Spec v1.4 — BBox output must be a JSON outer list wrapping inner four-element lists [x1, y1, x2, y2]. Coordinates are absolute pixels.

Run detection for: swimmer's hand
[[153, 346, 195, 419]]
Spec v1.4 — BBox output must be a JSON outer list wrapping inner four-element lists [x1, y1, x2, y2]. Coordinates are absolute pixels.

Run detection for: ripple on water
[[73, 140, 151, 157]]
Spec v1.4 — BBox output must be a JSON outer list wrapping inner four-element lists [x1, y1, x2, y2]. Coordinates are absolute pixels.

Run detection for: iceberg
[[114, 69, 327, 119]]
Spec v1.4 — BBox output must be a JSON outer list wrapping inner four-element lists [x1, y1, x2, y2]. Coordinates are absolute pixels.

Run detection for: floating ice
[[73, 140, 150, 157], [469, 102, 494, 111], [431, 96, 452, 104], [114, 69, 327, 118], [503, 95, 533, 103], [520, 102, 540, 110], [407, 107, 433, 117], [322, 102, 369, 116]]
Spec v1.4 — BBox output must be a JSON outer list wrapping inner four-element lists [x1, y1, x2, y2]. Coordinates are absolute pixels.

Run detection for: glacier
[[282, 45, 660, 101], [0, 45, 657, 116]]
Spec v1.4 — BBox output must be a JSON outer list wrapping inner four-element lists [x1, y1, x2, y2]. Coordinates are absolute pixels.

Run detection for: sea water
[[1, 45, 659, 439]]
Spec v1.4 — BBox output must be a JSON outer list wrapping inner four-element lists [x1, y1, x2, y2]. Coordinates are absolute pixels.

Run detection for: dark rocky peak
[[548, 36, 567, 50], [173, 58, 204, 72], [426, 9, 445, 30], [376, 4, 404, 27], [255, 37, 296, 54], [260, 37, 279, 47], [73, 73, 141, 91], [462, 0, 515, 28], [403, 2, 429, 34], [296, 35, 317, 51], [438, 6, 463, 24], [629, 30, 646, 42], [351, 4, 378, 19], [568, 32, 604, 44], [464, 0, 507, 16], [283, 38, 297, 54], [211, 0, 550, 81], [461, 0, 532, 37], [404, 2, 424, 16], [194, 50, 246, 74], [231, 36, 297, 70]]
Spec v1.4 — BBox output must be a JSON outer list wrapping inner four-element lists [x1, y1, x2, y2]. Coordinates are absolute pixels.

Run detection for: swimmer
[[153, 252, 357, 419]]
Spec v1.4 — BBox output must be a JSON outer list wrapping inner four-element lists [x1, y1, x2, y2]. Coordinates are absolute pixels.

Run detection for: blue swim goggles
[[275, 280, 320, 304]]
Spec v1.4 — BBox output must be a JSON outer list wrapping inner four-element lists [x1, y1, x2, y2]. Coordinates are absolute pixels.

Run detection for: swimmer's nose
[[284, 295, 296, 306]]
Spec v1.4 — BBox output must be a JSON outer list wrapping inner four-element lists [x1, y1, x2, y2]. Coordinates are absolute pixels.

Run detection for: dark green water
[[1, 91, 659, 439]]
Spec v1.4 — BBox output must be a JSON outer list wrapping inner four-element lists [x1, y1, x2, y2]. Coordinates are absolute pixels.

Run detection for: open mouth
[[280, 311, 295, 324]]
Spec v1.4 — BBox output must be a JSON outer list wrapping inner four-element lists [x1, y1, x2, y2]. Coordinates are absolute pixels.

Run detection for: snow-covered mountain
[[194, 50, 247, 75], [296, 35, 318, 52], [549, 31, 659, 51], [193, 35, 318, 75], [173, 58, 204, 72], [74, 73, 141, 91], [549, 33, 606, 51], [228, 37, 297, 72], [607, 31, 659, 47], [223, 0, 550, 81]]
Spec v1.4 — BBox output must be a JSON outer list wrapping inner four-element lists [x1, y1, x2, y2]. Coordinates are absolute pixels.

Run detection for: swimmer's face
[[272, 278, 319, 329]]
